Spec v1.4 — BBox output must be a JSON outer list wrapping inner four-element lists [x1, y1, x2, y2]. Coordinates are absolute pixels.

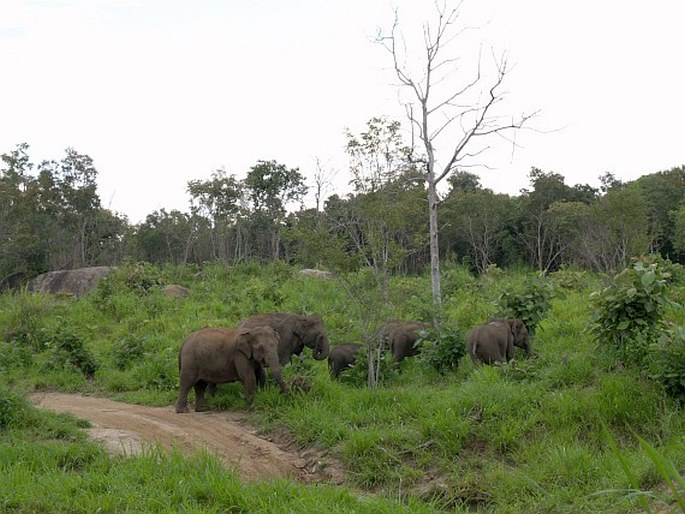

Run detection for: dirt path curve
[[30, 392, 344, 484]]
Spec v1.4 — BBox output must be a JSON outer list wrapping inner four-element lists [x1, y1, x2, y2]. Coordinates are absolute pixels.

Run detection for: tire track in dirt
[[30, 392, 344, 484]]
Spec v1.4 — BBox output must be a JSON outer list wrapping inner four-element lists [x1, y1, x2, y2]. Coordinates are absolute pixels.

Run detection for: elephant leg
[[176, 380, 192, 413], [207, 383, 218, 396], [194, 380, 209, 412]]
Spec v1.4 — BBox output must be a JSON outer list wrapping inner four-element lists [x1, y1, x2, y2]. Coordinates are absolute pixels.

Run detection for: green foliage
[[341, 345, 398, 387], [591, 256, 675, 366], [416, 325, 467, 375], [0, 385, 26, 429], [1, 292, 52, 350], [496, 275, 554, 333], [603, 425, 685, 514], [2, 264, 685, 513], [111, 335, 146, 371], [650, 324, 685, 401], [42, 319, 99, 378]]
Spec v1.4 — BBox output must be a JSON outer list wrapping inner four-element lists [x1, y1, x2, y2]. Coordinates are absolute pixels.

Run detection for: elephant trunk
[[313, 334, 330, 360], [265, 350, 288, 393]]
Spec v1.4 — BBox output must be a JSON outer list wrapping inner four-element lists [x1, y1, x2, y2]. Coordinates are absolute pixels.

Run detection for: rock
[[298, 268, 333, 279], [163, 284, 190, 298], [27, 266, 114, 298]]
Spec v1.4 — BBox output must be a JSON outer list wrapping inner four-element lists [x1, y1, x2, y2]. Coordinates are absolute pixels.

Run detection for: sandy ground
[[30, 392, 344, 484]]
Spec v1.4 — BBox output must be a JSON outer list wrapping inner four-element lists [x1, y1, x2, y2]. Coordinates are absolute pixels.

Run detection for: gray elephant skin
[[467, 319, 531, 365], [383, 320, 431, 362], [175, 326, 287, 413], [239, 313, 330, 365], [328, 343, 363, 379]]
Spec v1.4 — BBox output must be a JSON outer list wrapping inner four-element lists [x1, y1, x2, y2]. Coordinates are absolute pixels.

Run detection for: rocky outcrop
[[27, 266, 114, 297]]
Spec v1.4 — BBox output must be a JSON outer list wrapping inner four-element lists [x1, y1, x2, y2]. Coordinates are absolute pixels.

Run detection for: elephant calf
[[382, 320, 431, 363], [467, 318, 531, 365], [176, 326, 287, 413], [328, 343, 363, 379]]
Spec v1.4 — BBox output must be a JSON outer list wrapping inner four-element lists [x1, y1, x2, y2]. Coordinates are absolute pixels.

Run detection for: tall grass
[[1, 262, 684, 512]]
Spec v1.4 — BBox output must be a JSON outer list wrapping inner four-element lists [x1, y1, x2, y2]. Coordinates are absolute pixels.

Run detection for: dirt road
[[30, 392, 344, 484]]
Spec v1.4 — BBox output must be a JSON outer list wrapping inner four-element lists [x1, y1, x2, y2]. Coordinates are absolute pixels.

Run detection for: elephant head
[[295, 315, 330, 360], [236, 327, 287, 393], [508, 318, 531, 356]]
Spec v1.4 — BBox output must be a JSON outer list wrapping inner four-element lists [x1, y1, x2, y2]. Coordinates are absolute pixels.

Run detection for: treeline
[[2, 136, 685, 285]]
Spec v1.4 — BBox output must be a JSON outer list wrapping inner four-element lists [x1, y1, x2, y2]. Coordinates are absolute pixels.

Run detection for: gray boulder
[[27, 266, 114, 297]]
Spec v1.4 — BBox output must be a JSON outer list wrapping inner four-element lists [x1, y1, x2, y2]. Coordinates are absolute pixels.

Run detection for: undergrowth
[[1, 261, 684, 513]]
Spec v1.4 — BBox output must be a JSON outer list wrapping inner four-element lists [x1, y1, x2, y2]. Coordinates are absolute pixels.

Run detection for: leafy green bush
[[496, 275, 554, 334], [416, 325, 466, 375], [42, 319, 99, 378], [591, 257, 674, 367]]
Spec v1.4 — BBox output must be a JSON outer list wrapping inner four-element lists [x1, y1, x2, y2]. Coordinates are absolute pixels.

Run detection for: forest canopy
[[2, 138, 685, 287]]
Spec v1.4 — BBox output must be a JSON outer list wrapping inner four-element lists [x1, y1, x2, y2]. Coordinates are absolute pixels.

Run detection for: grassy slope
[[1, 262, 684, 513]]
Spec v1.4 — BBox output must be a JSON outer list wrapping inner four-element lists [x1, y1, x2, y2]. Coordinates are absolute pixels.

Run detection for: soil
[[29, 392, 345, 484]]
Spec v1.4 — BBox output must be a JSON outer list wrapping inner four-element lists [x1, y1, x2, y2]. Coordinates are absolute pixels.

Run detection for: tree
[[244, 160, 307, 261], [518, 168, 579, 272], [187, 169, 244, 262], [578, 187, 652, 273], [378, 1, 535, 307], [442, 187, 515, 274]]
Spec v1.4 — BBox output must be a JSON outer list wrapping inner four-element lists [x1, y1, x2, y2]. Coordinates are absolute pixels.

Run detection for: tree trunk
[[428, 180, 442, 307]]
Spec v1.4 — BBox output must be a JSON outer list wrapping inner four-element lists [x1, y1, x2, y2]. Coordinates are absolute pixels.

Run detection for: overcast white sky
[[1, 1, 684, 222]]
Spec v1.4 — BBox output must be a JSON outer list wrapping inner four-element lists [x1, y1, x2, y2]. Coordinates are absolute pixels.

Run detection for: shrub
[[591, 257, 674, 367], [416, 325, 467, 375], [342, 345, 398, 387], [111, 336, 146, 371], [496, 275, 554, 334], [42, 319, 99, 379]]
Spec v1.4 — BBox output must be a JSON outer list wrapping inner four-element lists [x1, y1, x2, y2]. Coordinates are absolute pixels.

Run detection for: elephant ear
[[236, 330, 253, 358]]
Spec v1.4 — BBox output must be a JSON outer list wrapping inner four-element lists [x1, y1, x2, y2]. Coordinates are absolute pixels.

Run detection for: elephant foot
[[175, 404, 189, 414], [195, 404, 209, 412]]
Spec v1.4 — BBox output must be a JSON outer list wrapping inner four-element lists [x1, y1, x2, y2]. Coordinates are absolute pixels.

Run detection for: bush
[[416, 325, 467, 375], [111, 336, 146, 371], [496, 275, 554, 334], [42, 319, 99, 379], [342, 345, 398, 387], [591, 257, 675, 367]]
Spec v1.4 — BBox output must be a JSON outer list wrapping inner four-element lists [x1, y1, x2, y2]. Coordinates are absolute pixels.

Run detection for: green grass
[[1, 262, 685, 512]]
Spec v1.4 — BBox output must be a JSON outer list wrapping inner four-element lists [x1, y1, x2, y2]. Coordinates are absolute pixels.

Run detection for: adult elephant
[[238, 313, 330, 386], [175, 326, 287, 413], [328, 343, 363, 379], [384, 320, 431, 363], [467, 318, 531, 365]]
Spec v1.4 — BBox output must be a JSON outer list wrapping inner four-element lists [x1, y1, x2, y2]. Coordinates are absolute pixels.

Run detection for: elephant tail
[[469, 339, 479, 360]]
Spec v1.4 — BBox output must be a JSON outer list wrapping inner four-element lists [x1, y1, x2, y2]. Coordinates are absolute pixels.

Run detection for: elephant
[[328, 343, 363, 379], [238, 312, 330, 386], [383, 320, 431, 363], [175, 326, 287, 413], [467, 318, 531, 365], [239, 313, 330, 365]]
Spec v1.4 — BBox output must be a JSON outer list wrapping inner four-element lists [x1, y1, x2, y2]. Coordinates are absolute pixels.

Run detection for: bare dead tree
[[313, 157, 337, 213], [377, 0, 537, 307]]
